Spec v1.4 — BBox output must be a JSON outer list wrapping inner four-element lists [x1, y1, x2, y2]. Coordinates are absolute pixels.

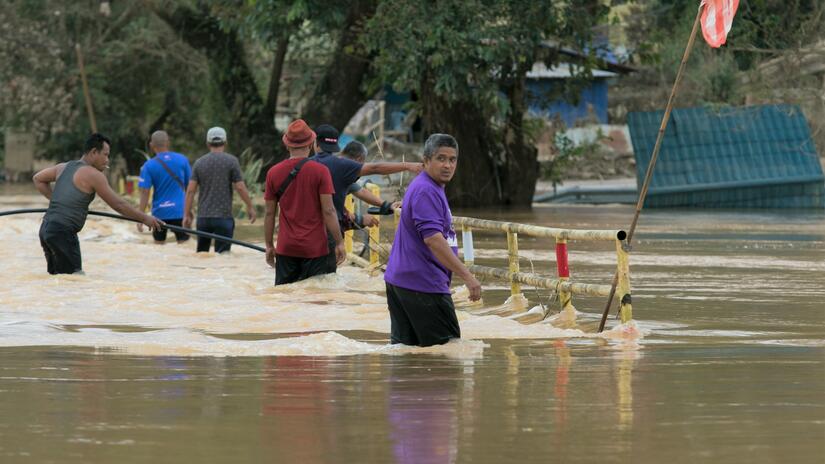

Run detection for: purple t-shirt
[[385, 172, 458, 294]]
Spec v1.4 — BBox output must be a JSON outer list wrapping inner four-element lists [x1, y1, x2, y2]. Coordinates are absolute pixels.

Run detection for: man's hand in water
[[136, 223, 144, 233], [335, 242, 346, 265], [265, 246, 276, 268], [465, 274, 482, 301]]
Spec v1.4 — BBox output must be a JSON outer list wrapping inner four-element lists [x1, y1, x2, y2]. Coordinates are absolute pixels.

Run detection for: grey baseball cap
[[206, 127, 227, 144]]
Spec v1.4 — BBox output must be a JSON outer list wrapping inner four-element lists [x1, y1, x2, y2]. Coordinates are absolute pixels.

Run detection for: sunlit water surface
[[0, 188, 823, 463]]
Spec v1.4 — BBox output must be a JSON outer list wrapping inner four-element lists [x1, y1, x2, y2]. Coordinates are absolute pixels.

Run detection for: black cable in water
[[0, 208, 265, 253]]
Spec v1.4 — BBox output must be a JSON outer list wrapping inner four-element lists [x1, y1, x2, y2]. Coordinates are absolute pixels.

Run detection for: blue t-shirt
[[384, 172, 458, 294], [138, 151, 191, 220], [311, 151, 362, 220]]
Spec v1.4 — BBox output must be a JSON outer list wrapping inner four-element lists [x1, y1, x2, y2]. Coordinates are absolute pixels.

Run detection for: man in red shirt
[[263, 119, 346, 285]]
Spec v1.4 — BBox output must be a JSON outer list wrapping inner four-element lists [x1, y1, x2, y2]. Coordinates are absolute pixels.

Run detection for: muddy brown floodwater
[[0, 186, 823, 463]]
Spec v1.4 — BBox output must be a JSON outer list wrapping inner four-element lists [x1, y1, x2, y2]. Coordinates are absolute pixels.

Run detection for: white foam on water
[[0, 324, 487, 358], [0, 210, 644, 356]]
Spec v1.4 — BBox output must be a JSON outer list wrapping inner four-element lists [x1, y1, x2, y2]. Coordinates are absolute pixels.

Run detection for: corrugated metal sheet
[[628, 104, 825, 208]]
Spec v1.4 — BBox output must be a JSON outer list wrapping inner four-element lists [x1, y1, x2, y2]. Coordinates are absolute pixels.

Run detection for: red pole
[[555, 242, 570, 278]]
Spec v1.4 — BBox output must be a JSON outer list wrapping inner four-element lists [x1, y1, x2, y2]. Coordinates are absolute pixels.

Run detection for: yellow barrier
[[340, 192, 631, 322], [452, 216, 631, 320], [344, 183, 385, 267], [367, 184, 381, 267]]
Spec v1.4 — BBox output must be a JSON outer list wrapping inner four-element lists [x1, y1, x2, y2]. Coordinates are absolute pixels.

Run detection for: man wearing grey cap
[[183, 127, 256, 253]]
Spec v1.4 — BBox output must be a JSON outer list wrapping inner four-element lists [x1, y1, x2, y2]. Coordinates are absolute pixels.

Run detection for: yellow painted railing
[[343, 189, 633, 324], [452, 216, 633, 324], [343, 184, 383, 268]]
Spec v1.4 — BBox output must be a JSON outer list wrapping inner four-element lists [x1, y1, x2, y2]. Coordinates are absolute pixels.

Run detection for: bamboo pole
[[597, 5, 704, 332], [506, 232, 521, 297], [368, 184, 381, 267], [467, 264, 614, 297], [75, 44, 97, 133], [452, 216, 625, 242]]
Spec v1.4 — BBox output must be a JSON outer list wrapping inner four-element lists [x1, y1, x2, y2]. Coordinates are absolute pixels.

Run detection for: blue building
[[525, 63, 614, 126]]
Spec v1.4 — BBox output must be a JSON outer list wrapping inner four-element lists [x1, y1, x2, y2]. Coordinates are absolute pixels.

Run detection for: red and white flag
[[700, 0, 739, 48]]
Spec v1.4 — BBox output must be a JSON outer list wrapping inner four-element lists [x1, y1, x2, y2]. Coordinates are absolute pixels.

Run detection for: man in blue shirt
[[311, 124, 423, 272], [137, 130, 192, 243]]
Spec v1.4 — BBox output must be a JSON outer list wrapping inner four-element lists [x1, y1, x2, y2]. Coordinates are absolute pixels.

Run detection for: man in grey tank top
[[183, 127, 256, 253], [32, 133, 163, 274]]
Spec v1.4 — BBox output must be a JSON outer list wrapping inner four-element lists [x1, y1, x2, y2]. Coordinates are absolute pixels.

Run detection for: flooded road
[[0, 188, 823, 463]]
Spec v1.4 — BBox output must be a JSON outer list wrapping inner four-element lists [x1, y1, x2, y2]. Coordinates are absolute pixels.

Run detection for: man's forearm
[[138, 190, 150, 212], [362, 162, 413, 176], [323, 210, 343, 244], [353, 188, 383, 207], [425, 234, 474, 281], [264, 213, 276, 248], [235, 184, 254, 209], [111, 197, 148, 222], [183, 191, 194, 217]]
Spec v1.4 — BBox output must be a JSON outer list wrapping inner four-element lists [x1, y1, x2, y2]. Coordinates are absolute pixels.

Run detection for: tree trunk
[[301, 0, 377, 131], [151, 3, 282, 162], [263, 34, 289, 121], [501, 68, 540, 207], [419, 82, 538, 208]]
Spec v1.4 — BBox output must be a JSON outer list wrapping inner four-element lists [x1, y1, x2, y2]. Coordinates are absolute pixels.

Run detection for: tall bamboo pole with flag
[[597, 0, 740, 333]]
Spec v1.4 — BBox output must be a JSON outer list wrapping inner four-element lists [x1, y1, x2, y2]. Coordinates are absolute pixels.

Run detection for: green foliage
[[238, 147, 264, 196], [0, 2, 220, 168], [541, 131, 595, 186], [363, 1, 603, 111]]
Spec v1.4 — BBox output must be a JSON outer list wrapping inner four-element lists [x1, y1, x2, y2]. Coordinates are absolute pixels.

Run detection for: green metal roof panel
[[628, 104, 825, 207]]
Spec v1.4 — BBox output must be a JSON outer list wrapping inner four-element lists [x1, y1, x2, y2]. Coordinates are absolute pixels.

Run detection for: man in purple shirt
[[384, 133, 482, 347]]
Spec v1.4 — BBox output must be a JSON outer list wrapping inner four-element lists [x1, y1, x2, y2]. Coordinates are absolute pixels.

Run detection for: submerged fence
[[344, 186, 634, 324], [453, 217, 633, 324]]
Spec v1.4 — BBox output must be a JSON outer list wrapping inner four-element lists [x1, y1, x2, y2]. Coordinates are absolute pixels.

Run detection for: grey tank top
[[43, 160, 96, 232]]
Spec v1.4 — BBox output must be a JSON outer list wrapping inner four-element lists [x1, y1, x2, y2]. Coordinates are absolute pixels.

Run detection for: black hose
[[0, 208, 266, 253]]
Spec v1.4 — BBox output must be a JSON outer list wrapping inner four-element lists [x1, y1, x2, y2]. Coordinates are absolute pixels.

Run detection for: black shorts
[[152, 218, 190, 242], [385, 282, 460, 347], [39, 220, 82, 275], [275, 254, 334, 285]]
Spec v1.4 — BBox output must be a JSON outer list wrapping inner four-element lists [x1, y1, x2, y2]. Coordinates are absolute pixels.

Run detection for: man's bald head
[[150, 130, 170, 152]]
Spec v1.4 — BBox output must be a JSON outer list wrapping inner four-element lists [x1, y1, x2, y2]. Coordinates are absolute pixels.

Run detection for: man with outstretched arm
[[33, 133, 163, 275], [311, 124, 422, 272], [263, 119, 346, 285], [136, 130, 192, 244], [383, 133, 482, 347], [341, 141, 402, 226]]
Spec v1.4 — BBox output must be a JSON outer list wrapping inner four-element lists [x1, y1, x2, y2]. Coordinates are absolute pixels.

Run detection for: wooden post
[[615, 239, 633, 324], [368, 184, 381, 267], [506, 231, 521, 297], [598, 5, 704, 332]]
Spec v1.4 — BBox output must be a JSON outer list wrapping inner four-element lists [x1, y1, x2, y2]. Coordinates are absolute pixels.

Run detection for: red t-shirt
[[264, 158, 334, 258]]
